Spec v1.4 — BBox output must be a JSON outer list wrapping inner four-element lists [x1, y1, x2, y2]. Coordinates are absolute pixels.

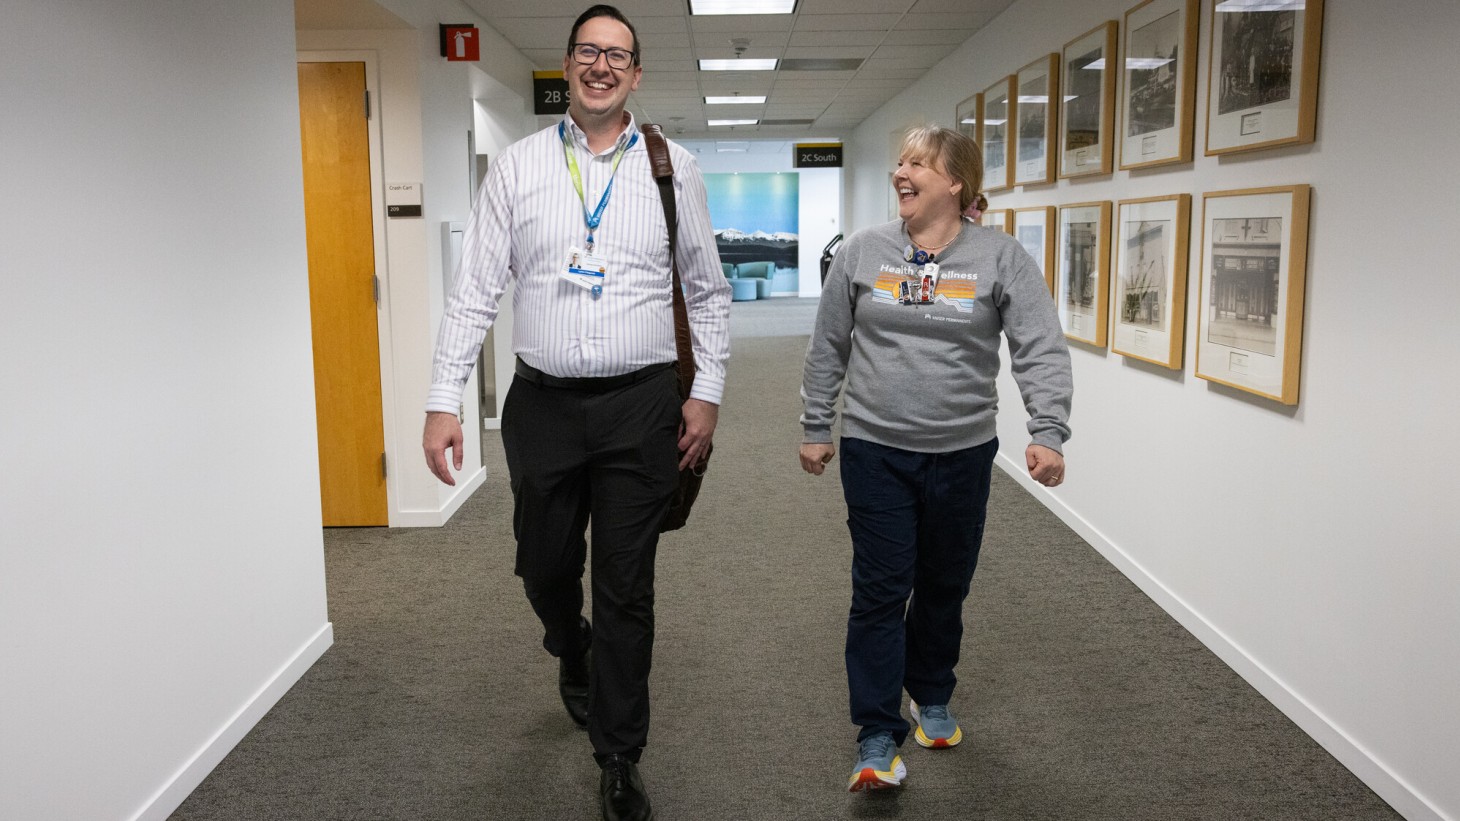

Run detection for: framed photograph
[[955, 92, 979, 141], [1196, 186, 1311, 404], [1120, 0, 1198, 169], [1205, 0, 1324, 155], [1012, 206, 1056, 293], [1111, 194, 1191, 368], [1056, 201, 1112, 346], [1060, 22, 1118, 178], [980, 76, 1016, 192], [981, 208, 1013, 235], [1014, 55, 1058, 186]]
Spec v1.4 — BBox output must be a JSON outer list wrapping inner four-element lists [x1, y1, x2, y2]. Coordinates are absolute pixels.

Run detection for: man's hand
[[799, 442, 836, 476], [1026, 443, 1065, 488], [678, 399, 718, 470], [423, 411, 464, 486]]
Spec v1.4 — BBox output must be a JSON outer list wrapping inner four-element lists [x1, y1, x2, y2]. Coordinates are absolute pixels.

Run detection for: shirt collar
[[562, 112, 641, 155]]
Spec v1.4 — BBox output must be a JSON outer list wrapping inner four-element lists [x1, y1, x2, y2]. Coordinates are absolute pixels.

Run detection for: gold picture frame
[[1056, 200, 1113, 346], [1195, 185, 1311, 404], [980, 76, 1016, 193], [981, 208, 1014, 235], [1014, 54, 1059, 187], [1111, 194, 1191, 368], [1204, 0, 1324, 155], [1119, 0, 1199, 170], [1060, 22, 1118, 178], [1012, 205, 1057, 293]]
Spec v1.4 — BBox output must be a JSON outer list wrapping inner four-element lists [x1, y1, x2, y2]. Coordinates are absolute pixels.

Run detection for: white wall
[[845, 1, 1460, 819], [0, 3, 331, 820]]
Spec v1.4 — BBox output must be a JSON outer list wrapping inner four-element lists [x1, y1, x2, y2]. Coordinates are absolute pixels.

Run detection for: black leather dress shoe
[[559, 624, 591, 729], [599, 754, 653, 821]]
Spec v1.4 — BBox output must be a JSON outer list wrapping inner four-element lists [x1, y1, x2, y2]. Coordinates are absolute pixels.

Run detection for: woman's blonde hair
[[900, 125, 984, 212]]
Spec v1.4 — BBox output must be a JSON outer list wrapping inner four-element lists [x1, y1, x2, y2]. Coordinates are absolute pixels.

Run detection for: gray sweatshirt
[[801, 219, 1073, 453]]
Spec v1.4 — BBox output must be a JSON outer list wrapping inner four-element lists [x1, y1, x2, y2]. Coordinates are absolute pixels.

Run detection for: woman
[[799, 125, 1072, 792]]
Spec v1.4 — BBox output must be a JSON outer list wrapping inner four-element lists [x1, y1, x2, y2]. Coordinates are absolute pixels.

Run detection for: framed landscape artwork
[[1014, 54, 1059, 187], [1056, 201, 1112, 346], [1205, 0, 1324, 155], [1111, 194, 1191, 368], [1060, 22, 1117, 178], [1196, 186, 1311, 404], [1013, 205, 1057, 293], [1120, 0, 1198, 169], [981, 208, 1013, 235], [980, 76, 1016, 192]]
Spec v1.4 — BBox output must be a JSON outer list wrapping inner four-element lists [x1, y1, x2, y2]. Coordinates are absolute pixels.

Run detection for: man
[[422, 6, 729, 820]]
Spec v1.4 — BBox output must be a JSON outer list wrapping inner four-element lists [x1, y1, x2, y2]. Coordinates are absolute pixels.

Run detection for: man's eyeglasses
[[570, 43, 636, 70]]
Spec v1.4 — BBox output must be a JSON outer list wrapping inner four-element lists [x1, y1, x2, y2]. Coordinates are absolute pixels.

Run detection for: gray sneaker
[[848, 731, 907, 791], [910, 702, 963, 748]]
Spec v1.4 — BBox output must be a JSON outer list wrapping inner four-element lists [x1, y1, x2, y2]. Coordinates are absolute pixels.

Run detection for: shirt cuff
[[425, 383, 465, 415], [802, 426, 833, 444], [688, 372, 725, 405]]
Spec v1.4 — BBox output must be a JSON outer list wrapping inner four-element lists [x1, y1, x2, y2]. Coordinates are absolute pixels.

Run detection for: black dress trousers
[[500, 363, 681, 760]]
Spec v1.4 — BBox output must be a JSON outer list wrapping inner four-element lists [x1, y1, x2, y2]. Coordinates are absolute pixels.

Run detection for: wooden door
[[297, 61, 387, 526]]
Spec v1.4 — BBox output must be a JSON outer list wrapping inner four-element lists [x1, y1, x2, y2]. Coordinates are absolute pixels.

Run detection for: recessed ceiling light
[[699, 59, 778, 71], [1215, 0, 1304, 11], [690, 0, 796, 14], [709, 119, 759, 126], [705, 96, 767, 105], [716, 141, 750, 152]]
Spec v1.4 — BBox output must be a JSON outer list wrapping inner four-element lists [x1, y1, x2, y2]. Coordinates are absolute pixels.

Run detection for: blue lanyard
[[559, 121, 638, 251]]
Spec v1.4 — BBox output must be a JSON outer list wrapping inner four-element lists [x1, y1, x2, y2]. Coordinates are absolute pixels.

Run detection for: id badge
[[560, 247, 609, 293]]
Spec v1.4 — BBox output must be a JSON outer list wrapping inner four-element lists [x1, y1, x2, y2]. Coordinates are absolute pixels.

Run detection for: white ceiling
[[296, 0, 1016, 143], [461, 0, 1015, 141]]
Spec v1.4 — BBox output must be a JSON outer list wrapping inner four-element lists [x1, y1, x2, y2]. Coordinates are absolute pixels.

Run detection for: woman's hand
[[1026, 444, 1065, 488], [800, 442, 836, 475]]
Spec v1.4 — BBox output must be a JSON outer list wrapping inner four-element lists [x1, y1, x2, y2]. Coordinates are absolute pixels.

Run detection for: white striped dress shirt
[[426, 114, 731, 414]]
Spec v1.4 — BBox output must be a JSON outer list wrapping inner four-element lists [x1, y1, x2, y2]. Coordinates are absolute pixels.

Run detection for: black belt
[[514, 359, 674, 393]]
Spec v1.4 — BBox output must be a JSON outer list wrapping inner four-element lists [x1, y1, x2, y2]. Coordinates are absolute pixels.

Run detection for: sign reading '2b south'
[[794, 143, 843, 168]]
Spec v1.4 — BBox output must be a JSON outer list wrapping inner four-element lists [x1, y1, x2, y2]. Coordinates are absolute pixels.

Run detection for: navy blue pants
[[840, 436, 998, 745]]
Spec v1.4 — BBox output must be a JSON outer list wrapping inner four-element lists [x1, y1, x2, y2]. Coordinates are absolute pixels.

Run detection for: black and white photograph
[[1057, 201, 1112, 345], [1119, 220, 1169, 330], [1013, 206, 1056, 293], [1015, 55, 1058, 186], [981, 76, 1015, 191], [1217, 9, 1294, 115], [1018, 76, 1047, 163], [1206, 217, 1280, 356], [1196, 186, 1311, 404], [1112, 194, 1191, 369], [1126, 12, 1181, 136], [1205, 0, 1323, 155], [1060, 22, 1117, 178], [982, 208, 1012, 235], [1120, 0, 1197, 168], [956, 92, 979, 142]]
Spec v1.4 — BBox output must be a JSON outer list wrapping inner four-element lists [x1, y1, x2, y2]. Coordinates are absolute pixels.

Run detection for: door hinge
[[364, 89, 371, 121], [381, 452, 388, 478], [373, 274, 380, 305]]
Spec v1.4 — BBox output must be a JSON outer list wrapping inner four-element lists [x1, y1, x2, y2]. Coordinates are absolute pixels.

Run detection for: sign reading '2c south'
[[794, 143, 843, 168]]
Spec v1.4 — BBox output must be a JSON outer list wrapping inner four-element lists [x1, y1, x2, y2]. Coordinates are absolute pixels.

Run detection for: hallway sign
[[534, 71, 570, 115], [794, 143, 842, 168]]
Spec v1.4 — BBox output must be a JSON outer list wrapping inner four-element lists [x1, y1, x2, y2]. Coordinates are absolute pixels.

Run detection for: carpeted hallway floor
[[171, 301, 1398, 820]]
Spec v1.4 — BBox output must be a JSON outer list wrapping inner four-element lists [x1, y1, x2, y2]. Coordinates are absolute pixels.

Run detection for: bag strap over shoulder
[[640, 123, 697, 402]]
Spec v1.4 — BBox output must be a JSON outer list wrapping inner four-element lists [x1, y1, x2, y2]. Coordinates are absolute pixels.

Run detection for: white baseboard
[[131, 623, 335, 821], [994, 454, 1447, 821], [391, 465, 488, 527]]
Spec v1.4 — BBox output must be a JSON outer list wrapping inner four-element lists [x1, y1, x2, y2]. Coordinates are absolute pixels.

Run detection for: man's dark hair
[[568, 4, 641, 66]]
